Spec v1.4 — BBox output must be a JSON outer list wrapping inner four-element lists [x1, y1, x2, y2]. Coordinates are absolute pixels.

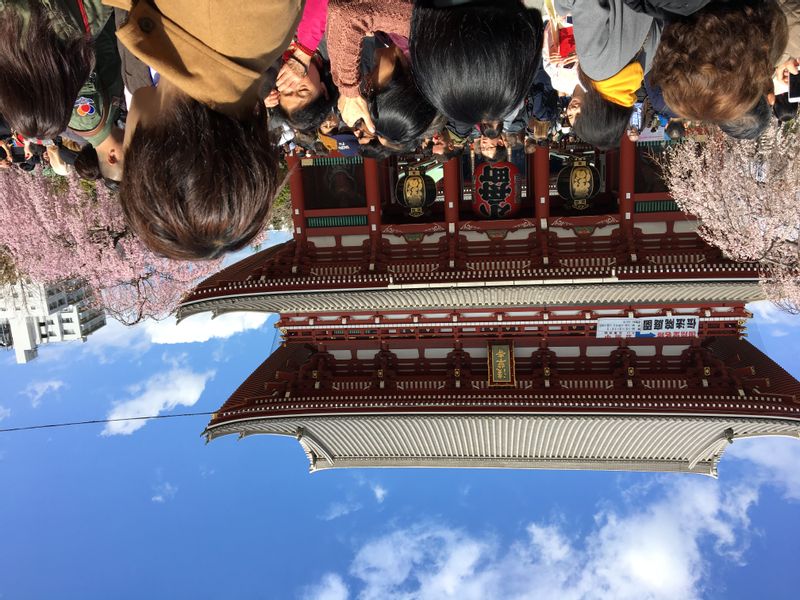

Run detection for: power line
[[0, 411, 216, 434]]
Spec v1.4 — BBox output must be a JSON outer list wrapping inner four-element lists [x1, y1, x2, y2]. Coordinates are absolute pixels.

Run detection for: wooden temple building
[[178, 137, 800, 475]]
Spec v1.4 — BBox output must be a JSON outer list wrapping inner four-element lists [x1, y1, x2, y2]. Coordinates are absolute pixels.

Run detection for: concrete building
[[0, 279, 106, 364]]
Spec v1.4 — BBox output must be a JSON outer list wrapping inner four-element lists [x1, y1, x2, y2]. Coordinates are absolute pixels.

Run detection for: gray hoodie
[[555, 0, 662, 80]]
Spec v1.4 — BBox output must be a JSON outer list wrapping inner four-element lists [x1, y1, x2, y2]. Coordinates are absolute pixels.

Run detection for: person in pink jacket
[[266, 0, 339, 134]]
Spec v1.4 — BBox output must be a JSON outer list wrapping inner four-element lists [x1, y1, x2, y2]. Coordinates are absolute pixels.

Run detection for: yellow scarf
[[592, 63, 643, 108], [318, 134, 339, 152]]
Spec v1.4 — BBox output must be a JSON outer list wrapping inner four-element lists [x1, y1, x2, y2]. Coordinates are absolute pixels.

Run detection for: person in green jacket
[[68, 13, 125, 182], [0, 0, 113, 138]]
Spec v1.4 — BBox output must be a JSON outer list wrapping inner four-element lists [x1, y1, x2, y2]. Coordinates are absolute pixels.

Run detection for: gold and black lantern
[[396, 167, 437, 218], [556, 160, 601, 210]]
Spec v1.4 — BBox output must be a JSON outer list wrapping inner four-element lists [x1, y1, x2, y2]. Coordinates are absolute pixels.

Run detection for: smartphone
[[789, 72, 800, 103]]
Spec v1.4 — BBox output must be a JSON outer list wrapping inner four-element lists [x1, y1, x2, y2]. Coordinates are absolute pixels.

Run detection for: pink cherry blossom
[[0, 170, 222, 324], [661, 124, 800, 314]]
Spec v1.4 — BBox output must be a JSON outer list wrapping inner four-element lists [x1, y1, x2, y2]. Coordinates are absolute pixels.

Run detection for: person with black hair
[[664, 118, 687, 140], [327, 0, 440, 151], [475, 135, 508, 163], [365, 56, 442, 150], [480, 144, 509, 165], [479, 121, 504, 139], [410, 2, 543, 125], [318, 111, 341, 136], [273, 57, 339, 134], [268, 49, 340, 133], [430, 129, 466, 158], [719, 96, 772, 139], [73, 144, 102, 180], [557, 0, 662, 149], [566, 71, 636, 149], [772, 92, 799, 122], [67, 142, 116, 187], [454, 59, 557, 143], [0, 134, 41, 170], [508, 58, 560, 135], [358, 138, 397, 160], [433, 145, 466, 164]]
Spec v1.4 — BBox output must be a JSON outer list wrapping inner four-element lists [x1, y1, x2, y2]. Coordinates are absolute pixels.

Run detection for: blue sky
[[1, 244, 799, 599]]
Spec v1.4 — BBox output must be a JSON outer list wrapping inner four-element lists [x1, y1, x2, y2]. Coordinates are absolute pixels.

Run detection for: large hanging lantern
[[472, 161, 521, 219], [556, 160, 601, 210], [396, 167, 437, 218]]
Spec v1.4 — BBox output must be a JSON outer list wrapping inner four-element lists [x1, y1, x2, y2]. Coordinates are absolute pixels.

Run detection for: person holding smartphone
[[774, 57, 800, 98]]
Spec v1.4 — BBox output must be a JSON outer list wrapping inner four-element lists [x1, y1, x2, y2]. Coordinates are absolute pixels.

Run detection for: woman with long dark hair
[[410, 2, 543, 125], [327, 0, 440, 151], [0, 1, 111, 138]]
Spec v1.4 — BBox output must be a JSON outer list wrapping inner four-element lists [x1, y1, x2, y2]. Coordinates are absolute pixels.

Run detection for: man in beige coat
[[103, 0, 304, 261]]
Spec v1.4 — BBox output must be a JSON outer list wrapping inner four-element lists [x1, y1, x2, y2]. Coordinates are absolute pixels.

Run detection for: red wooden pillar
[[605, 148, 618, 194], [618, 135, 637, 261], [443, 157, 461, 269], [287, 155, 306, 242], [364, 158, 382, 271], [531, 145, 550, 265], [286, 155, 307, 273], [618, 136, 636, 231]]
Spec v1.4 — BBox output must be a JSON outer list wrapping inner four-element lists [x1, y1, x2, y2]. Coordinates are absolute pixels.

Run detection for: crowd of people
[[0, 0, 797, 262]]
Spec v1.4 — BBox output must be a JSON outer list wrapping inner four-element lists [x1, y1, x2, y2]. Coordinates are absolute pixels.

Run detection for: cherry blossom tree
[[660, 124, 800, 313], [0, 246, 17, 285], [0, 170, 223, 324]]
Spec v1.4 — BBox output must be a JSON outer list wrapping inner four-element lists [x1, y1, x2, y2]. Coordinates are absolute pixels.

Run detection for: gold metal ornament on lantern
[[556, 160, 601, 211], [396, 167, 437, 218]]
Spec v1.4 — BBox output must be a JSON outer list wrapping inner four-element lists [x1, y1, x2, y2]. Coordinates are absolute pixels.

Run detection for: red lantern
[[472, 161, 521, 219]]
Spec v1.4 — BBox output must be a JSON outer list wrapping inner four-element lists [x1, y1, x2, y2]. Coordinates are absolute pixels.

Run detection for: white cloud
[[727, 436, 800, 501], [0, 406, 9, 422], [320, 501, 362, 521], [308, 478, 758, 600], [527, 524, 570, 564], [21, 380, 64, 408], [748, 301, 800, 329], [371, 484, 388, 504], [83, 312, 274, 362], [102, 366, 215, 435], [144, 312, 270, 345], [82, 318, 152, 363], [302, 573, 349, 600], [151, 481, 178, 503]]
